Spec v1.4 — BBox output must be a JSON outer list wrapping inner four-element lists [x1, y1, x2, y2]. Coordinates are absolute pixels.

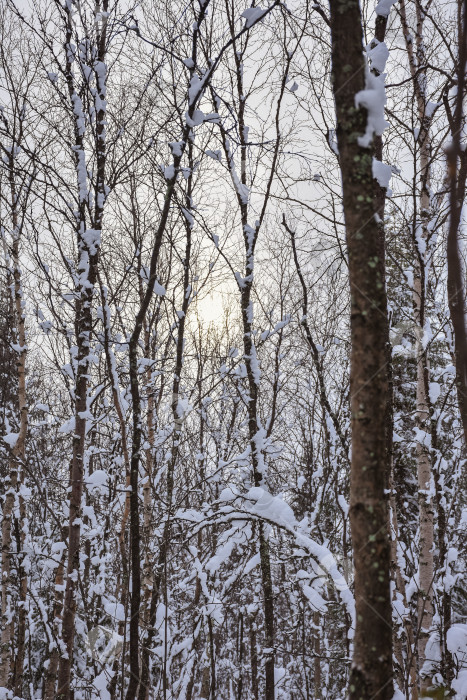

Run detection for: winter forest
[[1, 0, 467, 698]]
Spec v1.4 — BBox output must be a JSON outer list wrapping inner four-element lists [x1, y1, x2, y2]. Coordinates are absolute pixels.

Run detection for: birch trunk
[[399, 2, 435, 689]]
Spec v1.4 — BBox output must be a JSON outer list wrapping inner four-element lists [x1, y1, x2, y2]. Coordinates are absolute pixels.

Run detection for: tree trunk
[[0, 151, 29, 691], [250, 620, 259, 700], [57, 6, 108, 695], [44, 531, 67, 700], [329, 2, 393, 698], [399, 2, 436, 690], [446, 0, 467, 445]]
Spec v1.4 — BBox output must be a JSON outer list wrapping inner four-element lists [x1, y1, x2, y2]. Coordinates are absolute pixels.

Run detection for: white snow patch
[[86, 470, 109, 492], [92, 672, 111, 699], [185, 109, 205, 127], [205, 149, 222, 161], [241, 6, 268, 28], [337, 495, 349, 517], [302, 584, 328, 612], [3, 432, 19, 448], [447, 623, 467, 656], [367, 40, 389, 74], [375, 0, 396, 17], [429, 382, 440, 404], [355, 71, 389, 148], [103, 600, 125, 622], [372, 158, 392, 189], [154, 280, 166, 296]]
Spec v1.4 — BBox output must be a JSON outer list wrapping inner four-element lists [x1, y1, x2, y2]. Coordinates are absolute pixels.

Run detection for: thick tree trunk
[[13, 493, 27, 697], [329, 2, 393, 698], [56, 281, 95, 700], [415, 340, 434, 694], [235, 160, 275, 700], [446, 0, 467, 445], [0, 158, 28, 691]]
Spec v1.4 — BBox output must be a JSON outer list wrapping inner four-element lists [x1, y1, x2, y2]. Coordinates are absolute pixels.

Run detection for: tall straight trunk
[[185, 532, 205, 700], [57, 6, 108, 696], [432, 426, 454, 689], [446, 0, 467, 444], [399, 2, 435, 689], [236, 220, 276, 700], [126, 145, 180, 700], [56, 226, 97, 700], [372, 9, 417, 695], [415, 338, 434, 695], [329, 2, 393, 699], [141, 303, 160, 635], [0, 160, 28, 689]]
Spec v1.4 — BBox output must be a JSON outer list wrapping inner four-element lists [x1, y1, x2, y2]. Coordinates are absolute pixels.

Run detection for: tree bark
[[329, 2, 393, 698], [399, 2, 436, 689], [446, 0, 467, 445]]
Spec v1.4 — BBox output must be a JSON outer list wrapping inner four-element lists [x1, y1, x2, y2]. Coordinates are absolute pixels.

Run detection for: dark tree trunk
[[328, 2, 394, 698], [446, 0, 467, 446]]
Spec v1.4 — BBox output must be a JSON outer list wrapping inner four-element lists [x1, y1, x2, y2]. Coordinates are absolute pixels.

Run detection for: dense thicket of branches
[[0, 1, 466, 699]]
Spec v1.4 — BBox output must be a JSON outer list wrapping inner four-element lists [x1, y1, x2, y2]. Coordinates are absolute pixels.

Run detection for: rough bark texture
[[446, 0, 467, 445], [329, 2, 393, 698]]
